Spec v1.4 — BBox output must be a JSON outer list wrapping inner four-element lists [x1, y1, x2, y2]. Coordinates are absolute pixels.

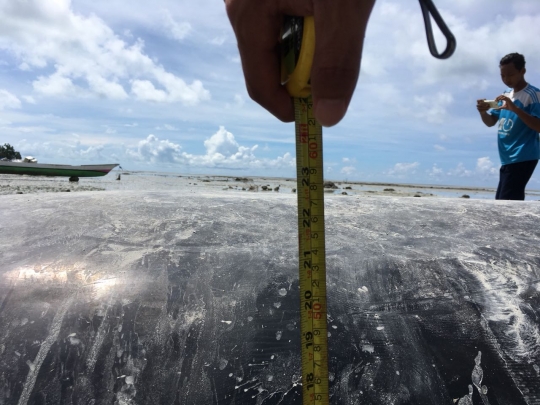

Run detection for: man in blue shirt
[[477, 53, 540, 200]]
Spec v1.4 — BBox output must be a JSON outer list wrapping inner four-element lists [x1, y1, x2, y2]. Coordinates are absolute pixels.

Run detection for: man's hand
[[476, 99, 498, 127], [225, 0, 376, 127], [495, 95, 516, 112], [476, 99, 491, 112]]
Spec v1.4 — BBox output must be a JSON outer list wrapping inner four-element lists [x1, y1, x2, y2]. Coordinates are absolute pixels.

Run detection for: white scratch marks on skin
[[86, 301, 112, 373], [18, 295, 75, 405], [471, 352, 490, 405], [460, 259, 540, 361], [235, 377, 258, 389], [457, 352, 490, 405], [361, 344, 374, 353]]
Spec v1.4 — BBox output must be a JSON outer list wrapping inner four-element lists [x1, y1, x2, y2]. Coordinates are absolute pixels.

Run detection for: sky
[[1, 0, 540, 188]]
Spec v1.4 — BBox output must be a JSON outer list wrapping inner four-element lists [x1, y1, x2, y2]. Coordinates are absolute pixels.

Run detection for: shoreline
[[1, 171, 538, 200]]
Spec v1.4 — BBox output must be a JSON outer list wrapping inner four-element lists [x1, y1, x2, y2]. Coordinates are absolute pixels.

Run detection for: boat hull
[[0, 162, 119, 177]]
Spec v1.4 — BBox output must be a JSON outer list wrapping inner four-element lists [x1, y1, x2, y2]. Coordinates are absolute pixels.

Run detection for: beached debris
[[116, 174, 121, 181], [235, 177, 249, 182], [23, 156, 37, 163], [324, 181, 338, 189], [345, 186, 352, 190], [274, 185, 280, 192], [248, 185, 258, 191], [292, 188, 296, 193], [384, 188, 395, 192], [342, 192, 348, 195], [414, 194, 421, 197], [461, 194, 470, 198]]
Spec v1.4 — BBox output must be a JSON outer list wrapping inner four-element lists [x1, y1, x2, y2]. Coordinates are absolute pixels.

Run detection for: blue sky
[[1, 0, 540, 188]]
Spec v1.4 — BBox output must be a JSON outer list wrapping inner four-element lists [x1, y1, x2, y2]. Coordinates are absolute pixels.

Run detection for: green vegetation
[[0, 143, 22, 160]]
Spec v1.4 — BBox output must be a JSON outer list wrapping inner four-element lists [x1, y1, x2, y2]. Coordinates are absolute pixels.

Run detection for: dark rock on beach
[[324, 181, 338, 189]]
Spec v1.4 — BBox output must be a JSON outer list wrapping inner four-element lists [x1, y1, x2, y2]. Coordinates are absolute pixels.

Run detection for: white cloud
[[386, 162, 420, 176], [442, 158, 497, 179], [434, 144, 446, 151], [87, 74, 128, 99], [131, 80, 167, 102], [14, 136, 116, 161], [225, 94, 245, 109], [341, 166, 357, 176], [0, 0, 208, 104], [155, 124, 177, 131], [127, 134, 183, 163], [210, 36, 226, 46], [33, 74, 75, 96], [132, 73, 210, 104], [413, 92, 454, 123], [0, 125, 50, 134], [448, 162, 473, 177], [359, 52, 388, 77], [476, 156, 497, 176], [160, 9, 191, 42], [80, 144, 104, 158], [234, 94, 244, 107], [0, 89, 21, 110], [428, 164, 444, 177], [342, 157, 357, 164], [22, 95, 36, 104], [126, 127, 295, 170], [124, 122, 138, 127], [203, 126, 256, 161]]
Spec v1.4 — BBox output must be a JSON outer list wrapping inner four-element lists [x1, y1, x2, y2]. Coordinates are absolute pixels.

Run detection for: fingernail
[[314, 99, 347, 127]]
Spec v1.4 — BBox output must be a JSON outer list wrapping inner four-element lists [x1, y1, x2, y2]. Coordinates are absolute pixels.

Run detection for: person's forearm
[[512, 108, 540, 133], [479, 111, 497, 127]]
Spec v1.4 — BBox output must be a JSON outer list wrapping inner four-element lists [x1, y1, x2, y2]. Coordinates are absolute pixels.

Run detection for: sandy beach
[[2, 170, 535, 200]]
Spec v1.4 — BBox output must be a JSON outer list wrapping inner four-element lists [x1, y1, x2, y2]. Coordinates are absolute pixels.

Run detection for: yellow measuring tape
[[277, 5, 456, 402], [282, 16, 329, 405]]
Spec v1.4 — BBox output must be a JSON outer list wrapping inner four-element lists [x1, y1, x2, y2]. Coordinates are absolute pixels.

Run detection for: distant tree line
[[0, 143, 22, 160]]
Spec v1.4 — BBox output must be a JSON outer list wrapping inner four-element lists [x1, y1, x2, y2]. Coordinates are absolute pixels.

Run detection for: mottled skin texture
[[0, 190, 539, 404]]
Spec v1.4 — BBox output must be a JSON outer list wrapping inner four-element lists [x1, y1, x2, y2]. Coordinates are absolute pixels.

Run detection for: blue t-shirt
[[489, 84, 540, 165]]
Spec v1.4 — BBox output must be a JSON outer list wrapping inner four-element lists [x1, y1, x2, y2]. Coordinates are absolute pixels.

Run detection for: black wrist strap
[[419, 0, 456, 59]]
